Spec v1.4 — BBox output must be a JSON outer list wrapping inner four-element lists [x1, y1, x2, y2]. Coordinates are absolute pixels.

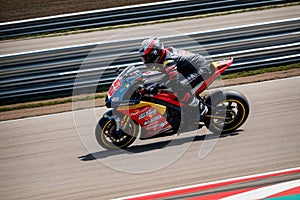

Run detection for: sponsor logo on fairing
[[139, 109, 157, 120], [144, 115, 161, 126]]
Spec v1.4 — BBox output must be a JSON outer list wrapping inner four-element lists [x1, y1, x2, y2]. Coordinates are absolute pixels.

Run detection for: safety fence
[[0, 17, 299, 103]]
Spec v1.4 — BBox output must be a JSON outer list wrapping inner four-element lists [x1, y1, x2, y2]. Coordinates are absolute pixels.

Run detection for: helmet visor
[[141, 54, 156, 64]]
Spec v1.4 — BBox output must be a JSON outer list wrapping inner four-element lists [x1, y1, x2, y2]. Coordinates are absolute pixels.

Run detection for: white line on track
[[0, 107, 106, 124], [224, 75, 300, 89]]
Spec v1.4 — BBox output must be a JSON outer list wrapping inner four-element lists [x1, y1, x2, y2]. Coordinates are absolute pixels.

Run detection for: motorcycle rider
[[139, 37, 214, 120]]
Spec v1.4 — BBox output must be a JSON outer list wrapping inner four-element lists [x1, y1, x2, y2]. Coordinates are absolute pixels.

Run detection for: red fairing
[[195, 57, 233, 95], [119, 106, 172, 134], [153, 92, 182, 107]]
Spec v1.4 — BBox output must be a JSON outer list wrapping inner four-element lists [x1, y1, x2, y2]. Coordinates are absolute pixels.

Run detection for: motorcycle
[[95, 57, 249, 150]]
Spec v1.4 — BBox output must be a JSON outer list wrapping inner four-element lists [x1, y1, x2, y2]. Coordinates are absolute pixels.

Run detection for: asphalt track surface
[[0, 5, 300, 55], [1, 77, 300, 199]]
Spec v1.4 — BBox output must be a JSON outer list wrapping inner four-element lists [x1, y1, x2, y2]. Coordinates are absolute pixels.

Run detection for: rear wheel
[[95, 115, 138, 150], [204, 90, 249, 134]]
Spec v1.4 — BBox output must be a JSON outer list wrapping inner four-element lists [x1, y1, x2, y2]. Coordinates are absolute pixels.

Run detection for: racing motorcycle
[[95, 57, 249, 150]]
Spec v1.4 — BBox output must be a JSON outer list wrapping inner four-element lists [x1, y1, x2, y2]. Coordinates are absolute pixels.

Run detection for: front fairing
[[105, 65, 165, 108], [104, 65, 173, 138], [106, 66, 143, 108]]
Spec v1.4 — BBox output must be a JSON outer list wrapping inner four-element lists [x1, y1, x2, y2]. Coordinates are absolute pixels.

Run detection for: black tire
[[204, 90, 249, 134], [95, 115, 138, 150]]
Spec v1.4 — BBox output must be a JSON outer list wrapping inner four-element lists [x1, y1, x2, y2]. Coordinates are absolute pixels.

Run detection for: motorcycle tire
[[95, 115, 138, 150], [204, 90, 250, 134]]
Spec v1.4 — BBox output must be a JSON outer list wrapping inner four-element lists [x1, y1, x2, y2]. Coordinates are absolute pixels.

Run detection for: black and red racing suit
[[158, 47, 213, 106]]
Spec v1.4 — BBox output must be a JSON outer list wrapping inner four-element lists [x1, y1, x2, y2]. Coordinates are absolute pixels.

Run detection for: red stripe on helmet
[[144, 39, 155, 55], [157, 48, 166, 63]]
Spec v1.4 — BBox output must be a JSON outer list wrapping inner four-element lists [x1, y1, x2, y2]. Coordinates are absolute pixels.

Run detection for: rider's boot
[[178, 92, 208, 134], [187, 96, 208, 121]]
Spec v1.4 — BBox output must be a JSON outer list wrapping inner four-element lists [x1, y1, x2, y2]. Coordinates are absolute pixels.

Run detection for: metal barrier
[[0, 0, 292, 39], [0, 18, 299, 102]]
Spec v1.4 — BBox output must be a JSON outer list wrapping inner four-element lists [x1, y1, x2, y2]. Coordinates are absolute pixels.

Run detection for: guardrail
[[0, 18, 299, 103], [0, 0, 293, 39]]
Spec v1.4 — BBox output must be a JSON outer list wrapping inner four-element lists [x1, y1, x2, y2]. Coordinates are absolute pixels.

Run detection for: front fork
[[118, 114, 130, 131], [103, 109, 131, 134]]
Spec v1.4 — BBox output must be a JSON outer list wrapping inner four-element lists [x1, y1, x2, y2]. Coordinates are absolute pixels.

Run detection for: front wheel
[[95, 114, 138, 150], [204, 90, 250, 134]]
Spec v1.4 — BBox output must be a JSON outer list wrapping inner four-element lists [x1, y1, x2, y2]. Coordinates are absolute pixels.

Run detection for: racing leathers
[[154, 47, 213, 119]]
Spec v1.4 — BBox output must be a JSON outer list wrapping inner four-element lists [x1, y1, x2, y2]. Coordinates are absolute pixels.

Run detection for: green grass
[[0, 94, 105, 112], [222, 62, 300, 80]]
